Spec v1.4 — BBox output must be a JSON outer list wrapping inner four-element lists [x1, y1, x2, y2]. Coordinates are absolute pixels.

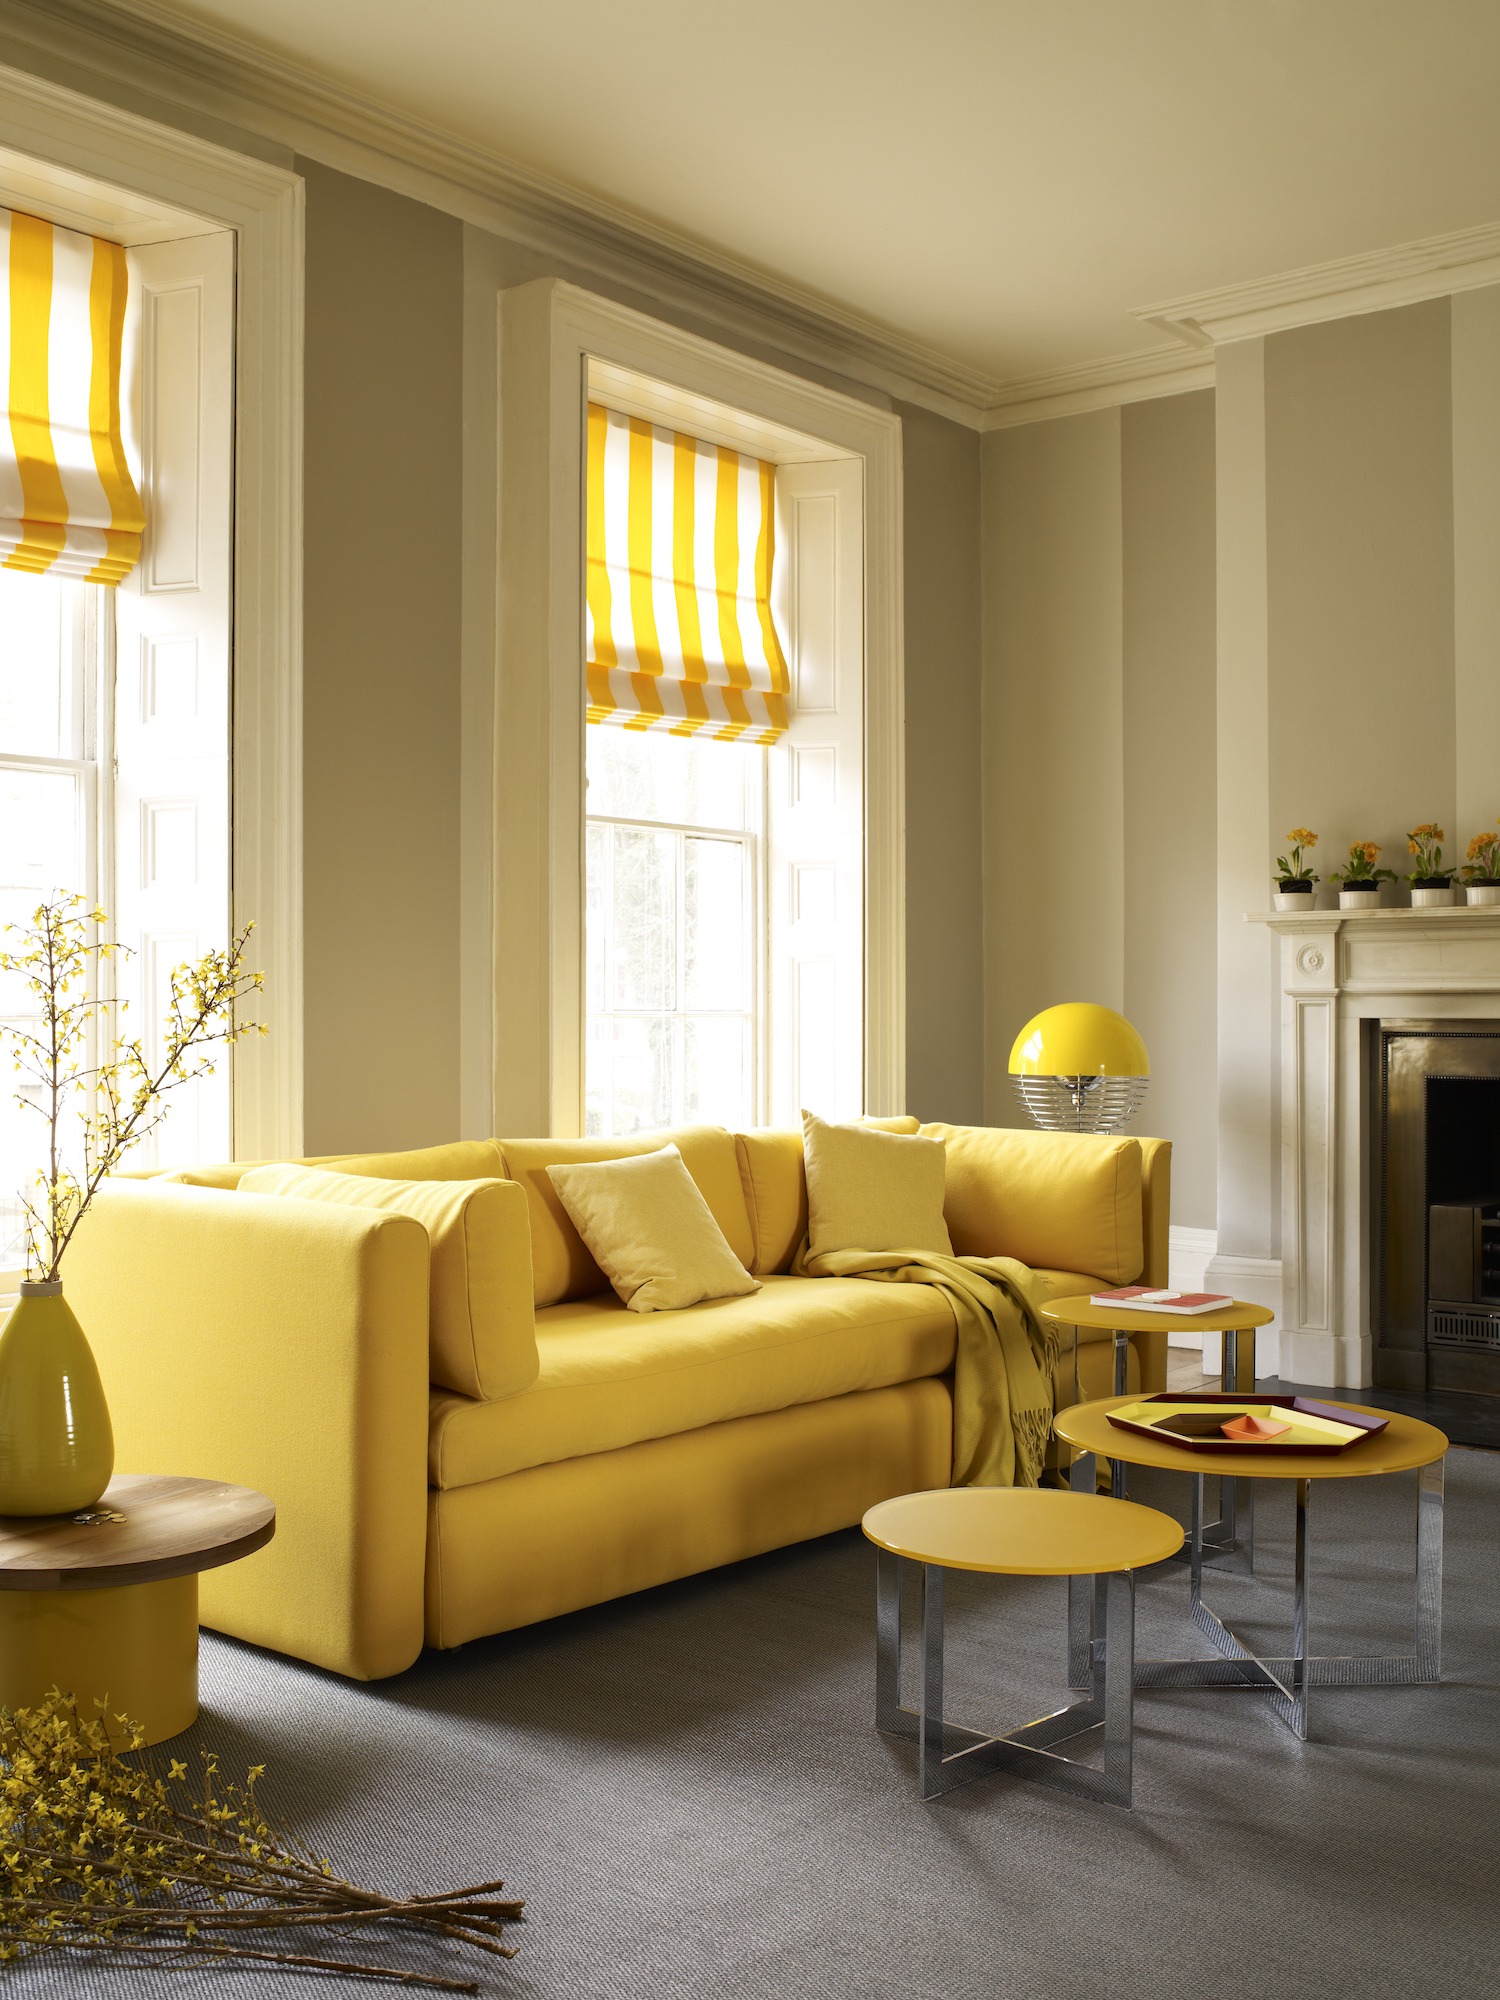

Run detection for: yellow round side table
[[0, 1474, 275, 1745], [862, 1487, 1182, 1807], [1042, 1292, 1277, 1555]]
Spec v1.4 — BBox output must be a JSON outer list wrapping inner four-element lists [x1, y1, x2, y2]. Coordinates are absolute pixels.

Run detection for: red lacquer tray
[[1105, 1392, 1390, 1456]]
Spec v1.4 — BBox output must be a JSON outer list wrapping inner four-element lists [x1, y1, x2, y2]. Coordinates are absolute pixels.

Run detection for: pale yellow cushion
[[238, 1164, 537, 1401], [801, 1111, 953, 1259], [499, 1125, 753, 1307], [427, 1271, 958, 1487], [922, 1125, 1144, 1286], [545, 1145, 759, 1313]]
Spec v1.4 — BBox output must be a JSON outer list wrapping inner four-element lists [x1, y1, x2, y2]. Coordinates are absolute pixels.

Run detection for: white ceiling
[[146, 0, 1500, 385]]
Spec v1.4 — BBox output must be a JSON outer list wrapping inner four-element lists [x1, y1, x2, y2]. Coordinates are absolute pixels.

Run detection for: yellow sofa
[[67, 1122, 1169, 1682]]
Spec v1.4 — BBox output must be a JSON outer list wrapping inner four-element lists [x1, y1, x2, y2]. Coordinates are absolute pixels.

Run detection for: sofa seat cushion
[[427, 1273, 958, 1490]]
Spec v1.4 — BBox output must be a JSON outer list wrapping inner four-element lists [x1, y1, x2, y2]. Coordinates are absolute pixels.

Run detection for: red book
[[1089, 1287, 1234, 1316]]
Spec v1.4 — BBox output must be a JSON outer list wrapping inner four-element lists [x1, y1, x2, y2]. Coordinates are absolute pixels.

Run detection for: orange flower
[[1408, 823, 1444, 841], [1288, 828, 1317, 848], [1467, 833, 1498, 862]]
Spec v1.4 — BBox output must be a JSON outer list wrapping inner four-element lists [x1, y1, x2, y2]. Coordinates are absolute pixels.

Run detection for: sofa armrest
[[67, 1181, 430, 1680]]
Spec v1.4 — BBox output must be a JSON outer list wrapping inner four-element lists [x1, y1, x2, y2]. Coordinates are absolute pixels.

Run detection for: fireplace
[[1375, 1021, 1500, 1395], [1261, 904, 1500, 1389]]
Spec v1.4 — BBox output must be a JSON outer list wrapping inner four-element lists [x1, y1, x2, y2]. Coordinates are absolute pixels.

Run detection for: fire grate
[[1427, 1306, 1500, 1350]]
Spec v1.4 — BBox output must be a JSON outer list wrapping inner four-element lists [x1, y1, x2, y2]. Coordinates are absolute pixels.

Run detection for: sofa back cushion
[[732, 1117, 925, 1275], [803, 1113, 953, 1258], [499, 1125, 754, 1306], [170, 1139, 507, 1192], [238, 1163, 537, 1400], [734, 1131, 807, 1274], [922, 1125, 1143, 1285]]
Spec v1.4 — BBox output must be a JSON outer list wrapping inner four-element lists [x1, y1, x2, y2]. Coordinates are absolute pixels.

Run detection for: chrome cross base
[[1067, 1449, 1444, 1741], [876, 1548, 1137, 1808]]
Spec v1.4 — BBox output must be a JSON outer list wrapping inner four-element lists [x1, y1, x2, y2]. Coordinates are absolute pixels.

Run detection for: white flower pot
[[1273, 888, 1316, 912], [1338, 887, 1382, 910], [1466, 883, 1500, 906], [1410, 885, 1455, 908]]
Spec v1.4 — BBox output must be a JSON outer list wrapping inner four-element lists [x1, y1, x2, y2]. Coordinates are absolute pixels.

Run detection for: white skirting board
[[1167, 1230, 1283, 1377]]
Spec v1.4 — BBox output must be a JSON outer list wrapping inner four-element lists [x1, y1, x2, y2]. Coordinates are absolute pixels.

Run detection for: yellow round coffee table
[[1053, 1396, 1447, 1741], [862, 1487, 1182, 1806]]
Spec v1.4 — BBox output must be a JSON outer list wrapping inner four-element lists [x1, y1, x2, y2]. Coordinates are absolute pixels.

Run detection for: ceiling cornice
[[1136, 218, 1500, 349], [979, 343, 1215, 432], [0, 0, 1007, 424]]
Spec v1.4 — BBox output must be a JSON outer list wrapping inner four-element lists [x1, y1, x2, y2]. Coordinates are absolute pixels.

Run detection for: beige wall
[[299, 162, 465, 1154], [980, 399, 1219, 1224], [981, 409, 1125, 1126], [1265, 300, 1456, 870], [1121, 392, 1218, 1228], [898, 402, 984, 1124]]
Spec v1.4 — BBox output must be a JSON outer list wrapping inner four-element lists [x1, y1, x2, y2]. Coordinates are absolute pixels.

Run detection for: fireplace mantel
[[1249, 906, 1500, 1384]]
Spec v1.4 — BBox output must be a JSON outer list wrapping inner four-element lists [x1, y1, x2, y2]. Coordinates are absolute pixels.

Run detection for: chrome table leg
[[876, 1540, 1135, 1807]]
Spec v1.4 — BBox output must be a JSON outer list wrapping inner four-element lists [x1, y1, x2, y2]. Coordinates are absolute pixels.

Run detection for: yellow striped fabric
[[585, 402, 791, 744], [1, 206, 144, 586]]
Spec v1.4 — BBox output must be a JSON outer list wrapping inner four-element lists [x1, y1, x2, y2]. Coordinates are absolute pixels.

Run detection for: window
[[0, 572, 103, 1265], [0, 196, 234, 1286], [585, 728, 760, 1135], [580, 383, 868, 1139]]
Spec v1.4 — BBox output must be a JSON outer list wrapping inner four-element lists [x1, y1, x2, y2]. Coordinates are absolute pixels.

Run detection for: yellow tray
[[1105, 1395, 1388, 1455]]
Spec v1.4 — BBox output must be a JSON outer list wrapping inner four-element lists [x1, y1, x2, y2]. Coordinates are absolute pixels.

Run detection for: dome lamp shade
[[1008, 1003, 1150, 1133]]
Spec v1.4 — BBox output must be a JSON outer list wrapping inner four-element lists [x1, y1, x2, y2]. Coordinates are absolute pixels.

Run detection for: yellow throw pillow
[[237, 1164, 537, 1401], [545, 1145, 760, 1313], [801, 1111, 953, 1259]]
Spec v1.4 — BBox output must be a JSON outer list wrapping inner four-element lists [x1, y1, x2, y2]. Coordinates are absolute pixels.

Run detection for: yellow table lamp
[[1009, 1002, 1150, 1132]]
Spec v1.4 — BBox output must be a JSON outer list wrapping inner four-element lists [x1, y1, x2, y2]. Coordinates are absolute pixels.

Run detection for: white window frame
[[0, 59, 304, 1160], [481, 280, 904, 1138]]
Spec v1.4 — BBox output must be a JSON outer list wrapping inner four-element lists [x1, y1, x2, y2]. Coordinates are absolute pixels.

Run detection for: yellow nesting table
[[1054, 1396, 1447, 1741], [862, 1488, 1182, 1806], [0, 1474, 275, 1745]]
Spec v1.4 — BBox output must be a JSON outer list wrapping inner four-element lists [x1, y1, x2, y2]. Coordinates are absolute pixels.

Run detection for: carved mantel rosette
[[1253, 907, 1500, 1386]]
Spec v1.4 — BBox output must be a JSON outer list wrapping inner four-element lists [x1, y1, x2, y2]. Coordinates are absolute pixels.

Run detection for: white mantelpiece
[[1254, 905, 1500, 1386]]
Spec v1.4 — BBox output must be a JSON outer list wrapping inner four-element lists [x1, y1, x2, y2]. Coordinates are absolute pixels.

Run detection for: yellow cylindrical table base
[[0, 1574, 199, 1746]]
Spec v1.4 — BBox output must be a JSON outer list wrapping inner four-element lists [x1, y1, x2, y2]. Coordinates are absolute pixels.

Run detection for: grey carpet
[[10, 1447, 1498, 2000]]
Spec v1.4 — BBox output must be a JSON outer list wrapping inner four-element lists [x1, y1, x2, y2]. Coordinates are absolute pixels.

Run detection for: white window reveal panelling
[[112, 230, 234, 1169], [766, 457, 865, 1126]]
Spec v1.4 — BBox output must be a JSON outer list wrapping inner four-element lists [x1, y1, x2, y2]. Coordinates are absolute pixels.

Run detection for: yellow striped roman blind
[[585, 401, 791, 744], [1, 206, 144, 586]]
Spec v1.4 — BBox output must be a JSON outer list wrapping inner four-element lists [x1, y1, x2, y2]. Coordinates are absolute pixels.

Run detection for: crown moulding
[[1136, 218, 1500, 350], [978, 343, 1215, 430]]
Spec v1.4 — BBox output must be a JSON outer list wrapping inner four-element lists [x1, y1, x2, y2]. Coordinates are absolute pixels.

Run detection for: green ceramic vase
[[0, 1281, 115, 1515]]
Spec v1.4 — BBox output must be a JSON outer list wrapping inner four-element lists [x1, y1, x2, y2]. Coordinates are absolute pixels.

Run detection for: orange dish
[[1220, 1413, 1291, 1442]]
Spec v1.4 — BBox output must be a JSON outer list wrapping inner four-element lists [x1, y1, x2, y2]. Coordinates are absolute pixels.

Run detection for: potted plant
[[1273, 828, 1319, 910], [1328, 841, 1396, 910], [0, 897, 263, 1515], [1462, 825, 1500, 906], [1406, 823, 1455, 907]]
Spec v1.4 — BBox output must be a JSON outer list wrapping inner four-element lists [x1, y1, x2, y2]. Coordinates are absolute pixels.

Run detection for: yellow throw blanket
[[792, 1244, 1061, 1487]]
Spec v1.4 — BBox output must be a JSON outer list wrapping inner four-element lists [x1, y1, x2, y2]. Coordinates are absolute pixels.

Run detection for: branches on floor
[[0, 1691, 522, 1991]]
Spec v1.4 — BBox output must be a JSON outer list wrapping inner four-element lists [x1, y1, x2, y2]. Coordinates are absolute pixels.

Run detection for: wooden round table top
[[862, 1487, 1183, 1576], [0, 1475, 275, 1591], [1041, 1294, 1276, 1337], [1054, 1395, 1448, 1480]]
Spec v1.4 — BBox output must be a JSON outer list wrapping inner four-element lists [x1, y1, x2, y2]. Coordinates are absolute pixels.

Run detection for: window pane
[[684, 836, 746, 1012], [586, 724, 753, 831], [684, 1016, 750, 1127], [585, 821, 607, 1013], [0, 571, 83, 760], [586, 1013, 675, 1137], [0, 769, 83, 903], [607, 825, 676, 1010]]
